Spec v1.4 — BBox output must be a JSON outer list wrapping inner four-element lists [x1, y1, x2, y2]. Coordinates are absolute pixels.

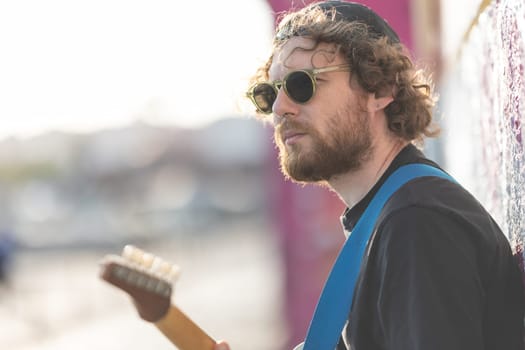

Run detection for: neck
[[328, 138, 408, 208]]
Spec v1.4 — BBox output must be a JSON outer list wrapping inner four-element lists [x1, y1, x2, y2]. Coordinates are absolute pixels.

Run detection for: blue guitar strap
[[302, 163, 455, 350]]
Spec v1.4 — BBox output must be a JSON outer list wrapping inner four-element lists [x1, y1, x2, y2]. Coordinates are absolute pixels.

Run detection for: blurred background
[[1, 0, 524, 349]]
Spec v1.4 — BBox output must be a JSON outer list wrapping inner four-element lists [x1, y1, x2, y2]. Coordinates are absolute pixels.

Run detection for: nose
[[272, 88, 299, 125]]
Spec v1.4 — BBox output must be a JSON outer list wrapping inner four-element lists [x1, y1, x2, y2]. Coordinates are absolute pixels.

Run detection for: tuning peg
[[141, 252, 155, 268], [122, 245, 144, 265], [166, 264, 181, 283]]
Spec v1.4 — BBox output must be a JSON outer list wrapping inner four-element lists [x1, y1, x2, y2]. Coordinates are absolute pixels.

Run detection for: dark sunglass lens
[[285, 71, 314, 103], [253, 83, 276, 113]]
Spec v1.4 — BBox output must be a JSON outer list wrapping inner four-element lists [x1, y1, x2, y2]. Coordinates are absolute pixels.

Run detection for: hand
[[214, 340, 231, 350]]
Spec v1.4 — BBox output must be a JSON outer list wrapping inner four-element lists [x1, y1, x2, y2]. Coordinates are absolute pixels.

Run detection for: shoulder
[[369, 175, 511, 271], [378, 175, 496, 236]]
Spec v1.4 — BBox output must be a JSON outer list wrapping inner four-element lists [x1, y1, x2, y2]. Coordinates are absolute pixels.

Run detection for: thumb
[[215, 340, 231, 350]]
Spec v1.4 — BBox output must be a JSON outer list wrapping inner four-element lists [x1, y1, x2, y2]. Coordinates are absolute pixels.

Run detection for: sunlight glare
[[0, 0, 274, 139]]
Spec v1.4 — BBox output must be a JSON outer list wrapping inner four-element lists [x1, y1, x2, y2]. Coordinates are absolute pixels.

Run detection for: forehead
[[268, 37, 342, 79]]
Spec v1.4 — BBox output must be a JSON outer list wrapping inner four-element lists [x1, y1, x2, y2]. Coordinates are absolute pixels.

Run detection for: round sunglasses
[[246, 64, 350, 114]]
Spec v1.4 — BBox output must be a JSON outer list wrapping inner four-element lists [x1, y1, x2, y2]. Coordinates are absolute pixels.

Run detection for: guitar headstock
[[100, 245, 181, 322]]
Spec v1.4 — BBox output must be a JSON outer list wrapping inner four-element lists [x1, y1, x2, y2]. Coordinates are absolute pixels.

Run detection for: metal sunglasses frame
[[246, 64, 351, 114]]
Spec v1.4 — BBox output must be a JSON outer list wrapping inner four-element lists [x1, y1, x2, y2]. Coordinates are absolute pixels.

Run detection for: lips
[[276, 120, 310, 145], [282, 130, 307, 144]]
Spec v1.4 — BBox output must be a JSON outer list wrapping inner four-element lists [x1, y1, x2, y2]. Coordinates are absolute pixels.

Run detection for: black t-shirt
[[337, 144, 524, 350]]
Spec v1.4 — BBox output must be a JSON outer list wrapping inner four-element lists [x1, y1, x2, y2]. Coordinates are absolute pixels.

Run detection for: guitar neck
[[155, 304, 216, 350]]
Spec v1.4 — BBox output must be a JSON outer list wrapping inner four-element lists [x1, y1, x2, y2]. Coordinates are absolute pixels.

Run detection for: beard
[[274, 105, 372, 183]]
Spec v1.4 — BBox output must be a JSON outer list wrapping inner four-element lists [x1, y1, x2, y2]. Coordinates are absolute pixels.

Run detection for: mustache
[[275, 120, 311, 139]]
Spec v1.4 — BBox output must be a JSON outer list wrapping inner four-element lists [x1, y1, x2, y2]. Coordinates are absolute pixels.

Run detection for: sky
[[0, 0, 274, 140], [0, 0, 484, 141]]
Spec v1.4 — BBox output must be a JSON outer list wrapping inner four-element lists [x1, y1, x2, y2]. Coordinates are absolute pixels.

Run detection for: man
[[217, 1, 524, 349]]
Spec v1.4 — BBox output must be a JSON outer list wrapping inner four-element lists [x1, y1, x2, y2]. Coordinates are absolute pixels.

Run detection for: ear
[[365, 93, 394, 112]]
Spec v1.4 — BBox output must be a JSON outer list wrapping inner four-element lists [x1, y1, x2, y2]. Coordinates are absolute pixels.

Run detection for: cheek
[[325, 103, 366, 142]]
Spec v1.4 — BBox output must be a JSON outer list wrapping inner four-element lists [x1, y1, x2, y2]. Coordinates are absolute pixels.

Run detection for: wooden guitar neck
[[155, 305, 215, 350]]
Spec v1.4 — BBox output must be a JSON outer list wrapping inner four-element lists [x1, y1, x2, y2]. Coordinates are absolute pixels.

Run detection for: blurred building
[[0, 118, 269, 249]]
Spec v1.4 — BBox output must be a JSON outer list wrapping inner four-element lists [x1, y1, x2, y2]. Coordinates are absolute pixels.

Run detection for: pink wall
[[358, 0, 413, 49]]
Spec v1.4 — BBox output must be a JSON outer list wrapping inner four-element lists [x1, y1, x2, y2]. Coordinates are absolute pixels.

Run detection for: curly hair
[[251, 4, 439, 143]]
